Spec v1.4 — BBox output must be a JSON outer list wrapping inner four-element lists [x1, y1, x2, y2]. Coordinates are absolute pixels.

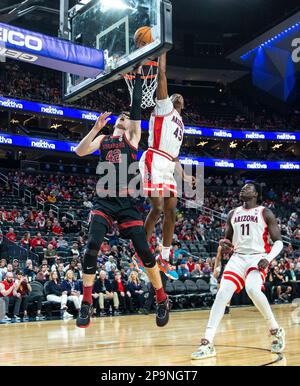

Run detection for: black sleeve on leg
[[83, 218, 108, 275], [130, 73, 142, 121], [130, 229, 156, 268]]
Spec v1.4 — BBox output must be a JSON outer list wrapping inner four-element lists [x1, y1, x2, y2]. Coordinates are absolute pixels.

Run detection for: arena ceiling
[[0, 0, 300, 83]]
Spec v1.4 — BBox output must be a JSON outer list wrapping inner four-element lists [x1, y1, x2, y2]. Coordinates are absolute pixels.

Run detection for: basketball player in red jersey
[[191, 182, 285, 359], [74, 67, 169, 328], [139, 53, 195, 267]]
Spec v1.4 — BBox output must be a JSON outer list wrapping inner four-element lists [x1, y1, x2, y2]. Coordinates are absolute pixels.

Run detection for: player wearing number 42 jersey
[[191, 181, 285, 360], [74, 67, 170, 330]]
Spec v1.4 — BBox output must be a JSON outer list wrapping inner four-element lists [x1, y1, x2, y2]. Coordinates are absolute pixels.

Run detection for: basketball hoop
[[123, 61, 158, 109]]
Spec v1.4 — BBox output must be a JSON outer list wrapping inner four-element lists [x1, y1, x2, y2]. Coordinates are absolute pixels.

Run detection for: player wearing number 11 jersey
[[191, 182, 285, 360]]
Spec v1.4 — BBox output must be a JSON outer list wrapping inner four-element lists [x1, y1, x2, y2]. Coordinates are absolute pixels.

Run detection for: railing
[[24, 189, 32, 205], [36, 197, 45, 211], [49, 204, 59, 219], [12, 182, 20, 197], [1, 236, 39, 266], [179, 197, 225, 222], [0, 172, 8, 185]]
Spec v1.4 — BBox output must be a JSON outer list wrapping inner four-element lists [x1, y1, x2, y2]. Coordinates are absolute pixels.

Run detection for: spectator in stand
[[69, 220, 80, 233], [15, 211, 25, 226], [57, 235, 69, 250], [56, 263, 66, 281], [39, 264, 50, 283], [0, 272, 21, 322], [105, 255, 117, 272], [46, 271, 73, 319], [93, 270, 119, 316], [0, 259, 7, 280], [49, 236, 58, 249], [35, 212, 46, 229], [36, 190, 47, 202], [47, 192, 57, 204], [64, 259, 81, 281], [269, 266, 292, 303], [12, 259, 20, 271], [30, 232, 46, 249], [191, 264, 203, 278], [112, 271, 130, 314], [60, 270, 83, 313], [52, 219, 62, 235], [23, 259, 35, 282], [6, 227, 17, 242], [177, 261, 190, 280], [101, 241, 110, 254], [83, 198, 93, 208], [186, 256, 195, 273], [50, 256, 62, 273], [44, 244, 57, 265], [21, 232, 31, 250], [126, 271, 145, 311], [3, 263, 15, 279], [70, 242, 80, 258]]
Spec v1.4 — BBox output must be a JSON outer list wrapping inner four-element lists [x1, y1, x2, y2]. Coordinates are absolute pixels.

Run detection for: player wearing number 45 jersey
[[74, 67, 169, 329], [139, 53, 195, 270], [191, 182, 285, 360]]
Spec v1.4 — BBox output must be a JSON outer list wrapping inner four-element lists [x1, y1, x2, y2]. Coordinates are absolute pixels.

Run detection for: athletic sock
[[82, 286, 93, 305], [155, 287, 167, 304], [161, 246, 170, 262]]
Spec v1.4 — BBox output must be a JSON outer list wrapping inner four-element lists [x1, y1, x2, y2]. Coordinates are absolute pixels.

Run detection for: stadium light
[[99, 0, 134, 12]]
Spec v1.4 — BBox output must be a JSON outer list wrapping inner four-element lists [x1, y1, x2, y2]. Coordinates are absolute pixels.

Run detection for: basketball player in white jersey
[[191, 182, 285, 359], [139, 53, 195, 266]]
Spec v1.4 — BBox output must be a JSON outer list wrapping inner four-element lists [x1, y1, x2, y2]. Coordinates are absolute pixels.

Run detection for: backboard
[[63, 0, 172, 102]]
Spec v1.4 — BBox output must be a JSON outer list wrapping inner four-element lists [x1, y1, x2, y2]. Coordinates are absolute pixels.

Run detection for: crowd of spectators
[[0, 168, 299, 323], [1, 62, 299, 132]]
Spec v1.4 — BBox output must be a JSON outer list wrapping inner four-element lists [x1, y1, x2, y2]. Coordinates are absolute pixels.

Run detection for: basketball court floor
[[0, 304, 299, 366]]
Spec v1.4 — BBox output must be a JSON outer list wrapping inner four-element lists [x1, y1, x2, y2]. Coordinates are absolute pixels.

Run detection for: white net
[[124, 61, 158, 109]]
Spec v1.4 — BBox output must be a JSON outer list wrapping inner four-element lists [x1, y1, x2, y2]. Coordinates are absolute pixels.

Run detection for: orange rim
[[123, 61, 158, 80]]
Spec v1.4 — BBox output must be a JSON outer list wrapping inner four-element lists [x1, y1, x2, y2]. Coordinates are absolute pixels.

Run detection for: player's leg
[[144, 197, 163, 241], [161, 196, 177, 261], [76, 214, 109, 328], [129, 229, 170, 327], [245, 270, 285, 353], [191, 278, 237, 360]]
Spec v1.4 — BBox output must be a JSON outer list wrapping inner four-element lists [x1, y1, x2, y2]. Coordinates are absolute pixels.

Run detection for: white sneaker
[[4, 315, 11, 321], [191, 339, 216, 360], [270, 327, 285, 353], [14, 315, 21, 322], [63, 311, 74, 319]]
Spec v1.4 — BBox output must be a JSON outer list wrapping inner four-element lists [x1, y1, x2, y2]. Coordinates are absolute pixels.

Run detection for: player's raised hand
[[219, 238, 234, 252], [183, 174, 196, 186], [93, 112, 112, 132]]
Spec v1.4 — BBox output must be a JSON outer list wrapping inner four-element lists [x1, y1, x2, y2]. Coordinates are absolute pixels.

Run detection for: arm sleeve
[[130, 73, 142, 121], [266, 240, 284, 263], [153, 97, 173, 116]]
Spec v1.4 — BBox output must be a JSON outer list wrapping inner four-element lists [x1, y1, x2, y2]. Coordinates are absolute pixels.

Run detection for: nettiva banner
[[0, 133, 299, 170], [0, 23, 104, 77], [0, 96, 299, 141]]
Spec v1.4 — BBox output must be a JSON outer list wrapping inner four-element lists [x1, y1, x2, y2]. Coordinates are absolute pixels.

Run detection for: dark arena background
[[0, 0, 299, 370]]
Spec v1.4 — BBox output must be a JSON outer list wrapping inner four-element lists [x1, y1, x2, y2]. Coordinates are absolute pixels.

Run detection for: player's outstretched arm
[[156, 52, 168, 100], [127, 66, 142, 148], [258, 208, 283, 269], [75, 112, 111, 157]]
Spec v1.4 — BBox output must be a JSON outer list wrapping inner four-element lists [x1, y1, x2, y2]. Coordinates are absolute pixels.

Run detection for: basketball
[[134, 26, 153, 48]]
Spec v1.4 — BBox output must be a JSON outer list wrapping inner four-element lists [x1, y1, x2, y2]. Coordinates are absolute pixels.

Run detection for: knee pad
[[139, 248, 156, 268], [82, 239, 101, 275]]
